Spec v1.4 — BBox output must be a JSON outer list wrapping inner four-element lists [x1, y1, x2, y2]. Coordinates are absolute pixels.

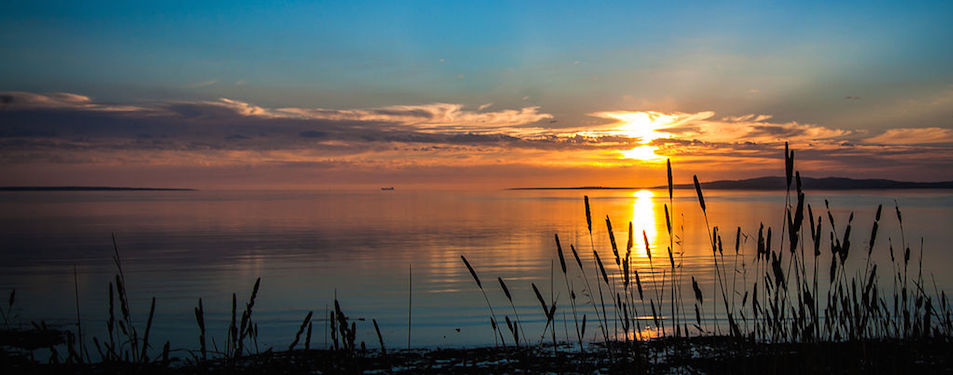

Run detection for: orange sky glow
[[2, 91, 951, 189]]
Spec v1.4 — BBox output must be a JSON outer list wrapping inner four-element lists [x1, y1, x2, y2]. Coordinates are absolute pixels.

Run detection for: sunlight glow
[[620, 145, 665, 162], [595, 111, 678, 162], [610, 112, 677, 143], [634, 189, 655, 199]]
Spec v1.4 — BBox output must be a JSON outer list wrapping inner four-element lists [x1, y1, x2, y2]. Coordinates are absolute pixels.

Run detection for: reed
[[372, 319, 384, 355], [498, 276, 527, 346], [233, 277, 261, 358], [592, 248, 612, 345], [461, 255, 506, 347], [604, 216, 622, 340], [194, 298, 206, 360], [0, 289, 14, 329], [693, 175, 732, 335], [555, 234, 583, 349], [531, 282, 557, 344], [72, 265, 87, 363], [333, 297, 357, 353], [5, 141, 953, 373], [305, 319, 313, 350], [289, 311, 313, 351], [140, 297, 155, 362], [89, 234, 164, 364], [583, 196, 611, 346]]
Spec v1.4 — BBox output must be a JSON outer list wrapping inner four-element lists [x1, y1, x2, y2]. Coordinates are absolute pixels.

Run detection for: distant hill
[[508, 176, 953, 191], [0, 186, 195, 191], [670, 176, 953, 190]]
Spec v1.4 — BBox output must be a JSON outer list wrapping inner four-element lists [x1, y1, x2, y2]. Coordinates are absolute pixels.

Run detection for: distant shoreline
[[509, 186, 641, 190], [509, 176, 953, 191], [0, 186, 196, 192]]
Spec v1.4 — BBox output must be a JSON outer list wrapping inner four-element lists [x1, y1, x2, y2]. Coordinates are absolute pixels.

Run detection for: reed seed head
[[461, 255, 482, 289], [693, 175, 706, 213]]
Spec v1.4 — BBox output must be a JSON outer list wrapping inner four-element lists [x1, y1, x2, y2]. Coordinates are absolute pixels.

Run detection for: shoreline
[[4, 333, 952, 373]]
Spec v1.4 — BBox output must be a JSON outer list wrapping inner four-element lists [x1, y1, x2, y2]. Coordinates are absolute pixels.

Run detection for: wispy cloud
[[2, 91, 951, 187], [183, 80, 218, 89], [0, 91, 144, 112], [655, 111, 849, 144], [863, 128, 953, 145], [276, 102, 553, 131]]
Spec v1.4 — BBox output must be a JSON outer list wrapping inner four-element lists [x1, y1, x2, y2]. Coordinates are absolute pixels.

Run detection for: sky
[[1, 0, 952, 189]]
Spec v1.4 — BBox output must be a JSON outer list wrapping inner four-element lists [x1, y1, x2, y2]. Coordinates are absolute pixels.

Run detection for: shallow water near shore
[[1, 188, 951, 351]]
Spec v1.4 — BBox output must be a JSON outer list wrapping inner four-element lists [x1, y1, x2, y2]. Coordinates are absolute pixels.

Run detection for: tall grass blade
[[289, 311, 313, 351], [585, 196, 592, 233], [372, 318, 385, 355], [461, 255, 482, 289], [667, 159, 673, 202], [140, 297, 155, 362], [555, 234, 567, 274], [693, 175, 706, 213]]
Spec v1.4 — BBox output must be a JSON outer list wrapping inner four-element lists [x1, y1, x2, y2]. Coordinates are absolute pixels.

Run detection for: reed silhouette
[[1, 143, 952, 373]]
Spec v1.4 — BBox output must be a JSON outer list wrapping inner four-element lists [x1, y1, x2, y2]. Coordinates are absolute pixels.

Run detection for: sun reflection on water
[[631, 190, 657, 257]]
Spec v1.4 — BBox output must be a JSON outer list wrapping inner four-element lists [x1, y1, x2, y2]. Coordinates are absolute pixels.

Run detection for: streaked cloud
[[864, 128, 953, 145], [566, 111, 848, 145], [183, 80, 218, 89], [276, 102, 553, 132], [2, 91, 951, 187], [0, 91, 145, 112]]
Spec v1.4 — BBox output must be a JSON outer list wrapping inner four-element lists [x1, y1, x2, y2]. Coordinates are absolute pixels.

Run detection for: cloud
[[213, 98, 276, 117], [574, 110, 848, 145], [660, 113, 850, 144], [1, 91, 93, 109], [275, 102, 553, 131], [0, 91, 562, 161], [864, 128, 953, 145], [2, 92, 554, 131], [2, 91, 951, 187], [0, 91, 144, 112], [298, 130, 327, 138], [184, 80, 218, 89]]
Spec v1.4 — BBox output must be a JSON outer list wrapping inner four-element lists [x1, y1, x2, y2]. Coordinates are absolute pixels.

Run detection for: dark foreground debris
[[3, 335, 953, 374]]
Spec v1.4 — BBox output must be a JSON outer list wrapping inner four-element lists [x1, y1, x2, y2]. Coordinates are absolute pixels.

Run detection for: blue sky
[[1, 1, 952, 187], [3, 1, 950, 111]]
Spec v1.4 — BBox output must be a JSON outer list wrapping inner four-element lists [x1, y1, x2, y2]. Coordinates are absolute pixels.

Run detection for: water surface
[[1, 188, 951, 350]]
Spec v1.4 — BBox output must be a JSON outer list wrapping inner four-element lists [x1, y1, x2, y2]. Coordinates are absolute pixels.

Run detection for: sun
[[610, 112, 676, 143], [593, 111, 677, 161], [633, 189, 654, 199], [620, 145, 665, 162]]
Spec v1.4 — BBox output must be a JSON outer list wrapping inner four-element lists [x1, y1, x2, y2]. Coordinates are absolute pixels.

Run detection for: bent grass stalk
[[15, 140, 953, 370], [461, 255, 506, 347], [555, 234, 583, 350], [584, 196, 612, 347]]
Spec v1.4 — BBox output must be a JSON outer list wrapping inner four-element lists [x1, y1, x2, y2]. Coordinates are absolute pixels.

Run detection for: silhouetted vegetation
[[1, 143, 951, 373]]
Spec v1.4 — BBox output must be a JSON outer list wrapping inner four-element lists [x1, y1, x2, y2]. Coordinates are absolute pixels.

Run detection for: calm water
[[1, 189, 952, 351]]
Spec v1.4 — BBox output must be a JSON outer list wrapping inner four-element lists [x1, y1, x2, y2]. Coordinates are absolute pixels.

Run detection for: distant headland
[[0, 186, 196, 192], [509, 176, 953, 191]]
